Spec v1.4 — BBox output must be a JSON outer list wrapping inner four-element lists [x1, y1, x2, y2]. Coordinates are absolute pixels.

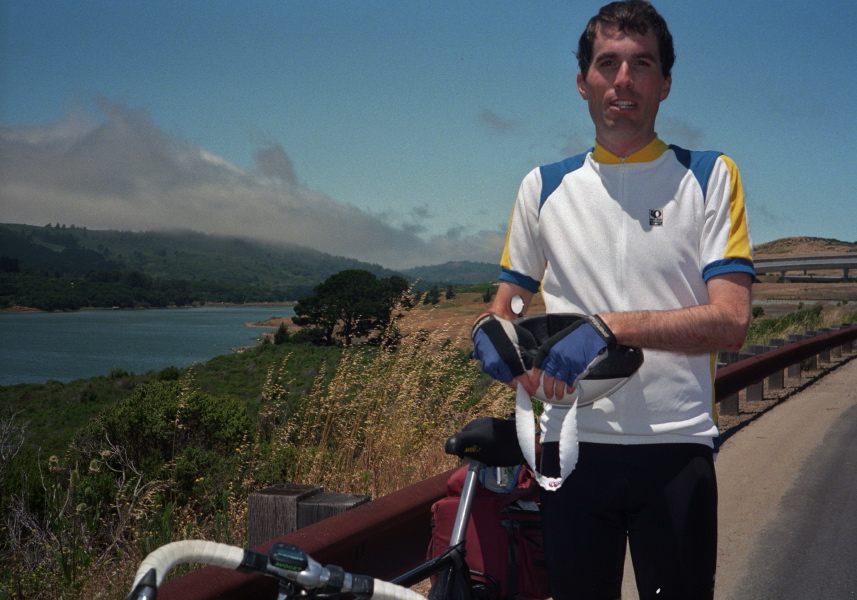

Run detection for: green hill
[[403, 261, 499, 286], [0, 223, 498, 304]]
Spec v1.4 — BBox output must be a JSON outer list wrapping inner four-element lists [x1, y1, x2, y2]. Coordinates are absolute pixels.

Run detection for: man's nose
[[615, 62, 634, 88]]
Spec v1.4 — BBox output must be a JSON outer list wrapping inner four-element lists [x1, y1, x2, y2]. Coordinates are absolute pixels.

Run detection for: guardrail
[[157, 322, 857, 599]]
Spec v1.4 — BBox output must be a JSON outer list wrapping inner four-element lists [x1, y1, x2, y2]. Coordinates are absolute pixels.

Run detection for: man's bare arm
[[475, 281, 535, 323], [473, 281, 538, 394], [531, 272, 752, 399], [597, 272, 753, 353]]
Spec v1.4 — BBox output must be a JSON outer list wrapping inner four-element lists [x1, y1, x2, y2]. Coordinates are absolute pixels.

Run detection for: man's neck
[[592, 135, 667, 164], [595, 131, 657, 160]]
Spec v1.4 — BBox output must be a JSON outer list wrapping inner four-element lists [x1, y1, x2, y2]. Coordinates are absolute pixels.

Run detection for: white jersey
[[499, 137, 755, 447]]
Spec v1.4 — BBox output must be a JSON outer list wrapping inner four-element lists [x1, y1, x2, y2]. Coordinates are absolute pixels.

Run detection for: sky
[[1, 1, 855, 270]]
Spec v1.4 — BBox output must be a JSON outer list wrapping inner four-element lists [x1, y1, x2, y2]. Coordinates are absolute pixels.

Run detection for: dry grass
[[254, 310, 515, 499]]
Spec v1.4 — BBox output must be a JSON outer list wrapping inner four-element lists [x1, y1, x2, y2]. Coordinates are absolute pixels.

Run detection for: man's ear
[[577, 72, 588, 100], [660, 75, 672, 101]]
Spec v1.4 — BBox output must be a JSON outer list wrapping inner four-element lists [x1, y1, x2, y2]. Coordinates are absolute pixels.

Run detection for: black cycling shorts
[[539, 441, 717, 600]]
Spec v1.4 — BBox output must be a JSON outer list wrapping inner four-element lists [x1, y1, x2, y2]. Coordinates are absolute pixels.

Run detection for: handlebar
[[126, 540, 426, 600]]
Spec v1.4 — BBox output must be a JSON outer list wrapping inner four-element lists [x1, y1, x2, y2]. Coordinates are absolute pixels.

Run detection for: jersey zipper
[[618, 157, 627, 308]]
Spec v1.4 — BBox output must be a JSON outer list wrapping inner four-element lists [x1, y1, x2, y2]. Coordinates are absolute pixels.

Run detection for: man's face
[[577, 24, 671, 155]]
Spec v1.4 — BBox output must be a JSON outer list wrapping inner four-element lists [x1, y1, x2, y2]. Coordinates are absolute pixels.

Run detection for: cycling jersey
[[498, 136, 755, 447]]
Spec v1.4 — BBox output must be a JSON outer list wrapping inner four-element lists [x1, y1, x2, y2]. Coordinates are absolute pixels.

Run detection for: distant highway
[[754, 254, 857, 280]]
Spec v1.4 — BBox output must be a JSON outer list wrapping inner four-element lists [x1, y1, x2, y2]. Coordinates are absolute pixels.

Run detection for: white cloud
[[0, 98, 505, 269]]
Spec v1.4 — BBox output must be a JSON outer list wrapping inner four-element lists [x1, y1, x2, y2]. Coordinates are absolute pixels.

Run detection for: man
[[471, 2, 754, 599]]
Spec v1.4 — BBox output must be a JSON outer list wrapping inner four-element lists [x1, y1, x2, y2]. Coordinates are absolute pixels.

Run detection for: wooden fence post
[[247, 486, 372, 549], [744, 345, 771, 402], [766, 339, 787, 390], [718, 351, 740, 415], [788, 334, 814, 373], [297, 492, 370, 529], [247, 484, 321, 549], [842, 325, 854, 353]]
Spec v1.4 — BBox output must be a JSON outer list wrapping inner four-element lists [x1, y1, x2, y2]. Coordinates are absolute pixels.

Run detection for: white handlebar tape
[[132, 540, 245, 588], [371, 579, 429, 600]]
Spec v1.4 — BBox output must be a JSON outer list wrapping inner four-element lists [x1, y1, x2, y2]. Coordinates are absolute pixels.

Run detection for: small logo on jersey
[[649, 209, 663, 226]]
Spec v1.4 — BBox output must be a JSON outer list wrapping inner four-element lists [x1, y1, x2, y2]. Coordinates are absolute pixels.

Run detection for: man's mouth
[[611, 100, 637, 110]]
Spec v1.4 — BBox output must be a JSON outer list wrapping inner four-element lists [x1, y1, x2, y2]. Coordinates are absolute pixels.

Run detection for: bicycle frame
[[392, 413, 526, 600], [392, 460, 486, 600]]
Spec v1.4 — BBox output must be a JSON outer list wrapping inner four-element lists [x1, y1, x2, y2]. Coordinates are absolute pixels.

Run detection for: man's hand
[[472, 314, 538, 394], [529, 315, 616, 400]]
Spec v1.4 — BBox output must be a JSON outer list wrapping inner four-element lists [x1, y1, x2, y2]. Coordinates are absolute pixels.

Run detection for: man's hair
[[577, 0, 675, 79]]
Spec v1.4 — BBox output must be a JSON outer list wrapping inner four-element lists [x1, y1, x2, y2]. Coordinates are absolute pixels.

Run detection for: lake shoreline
[[0, 306, 296, 386], [1, 301, 296, 314]]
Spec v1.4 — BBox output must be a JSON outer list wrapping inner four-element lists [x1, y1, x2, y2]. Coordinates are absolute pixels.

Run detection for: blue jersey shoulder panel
[[538, 151, 589, 211], [499, 268, 542, 294], [669, 145, 723, 200]]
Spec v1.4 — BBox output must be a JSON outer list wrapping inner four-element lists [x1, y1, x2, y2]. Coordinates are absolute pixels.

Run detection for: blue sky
[[1, 1, 854, 269]]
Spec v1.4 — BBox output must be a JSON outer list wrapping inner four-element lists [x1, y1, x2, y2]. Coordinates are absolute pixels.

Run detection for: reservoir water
[[0, 306, 294, 386]]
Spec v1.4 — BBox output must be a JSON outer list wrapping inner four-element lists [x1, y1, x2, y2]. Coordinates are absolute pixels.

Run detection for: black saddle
[[444, 417, 524, 467]]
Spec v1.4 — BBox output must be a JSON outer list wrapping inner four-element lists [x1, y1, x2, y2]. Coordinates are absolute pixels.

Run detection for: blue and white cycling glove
[[533, 315, 616, 388], [471, 314, 537, 383]]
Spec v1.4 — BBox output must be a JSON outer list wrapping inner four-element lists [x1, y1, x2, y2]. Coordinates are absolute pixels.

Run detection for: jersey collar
[[591, 136, 669, 164]]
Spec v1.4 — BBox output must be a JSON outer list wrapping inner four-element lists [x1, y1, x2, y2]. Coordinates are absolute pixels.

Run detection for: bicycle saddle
[[444, 417, 524, 467]]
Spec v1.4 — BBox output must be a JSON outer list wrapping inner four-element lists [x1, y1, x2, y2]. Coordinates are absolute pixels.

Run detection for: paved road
[[621, 355, 857, 599], [725, 401, 857, 598]]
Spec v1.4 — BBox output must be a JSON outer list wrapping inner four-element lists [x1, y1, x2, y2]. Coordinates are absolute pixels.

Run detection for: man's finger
[[542, 374, 558, 400], [518, 373, 537, 396], [528, 367, 543, 391]]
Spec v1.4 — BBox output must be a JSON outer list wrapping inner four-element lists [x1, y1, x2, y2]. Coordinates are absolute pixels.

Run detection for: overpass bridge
[[754, 254, 857, 280]]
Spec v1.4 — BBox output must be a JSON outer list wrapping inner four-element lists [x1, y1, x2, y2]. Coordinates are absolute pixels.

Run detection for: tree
[[423, 285, 441, 305], [292, 270, 409, 346], [273, 322, 290, 344]]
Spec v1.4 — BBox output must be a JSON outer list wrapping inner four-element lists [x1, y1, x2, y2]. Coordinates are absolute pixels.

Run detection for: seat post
[[449, 460, 483, 546]]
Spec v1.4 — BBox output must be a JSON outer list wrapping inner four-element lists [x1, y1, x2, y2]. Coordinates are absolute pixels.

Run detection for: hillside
[[754, 236, 857, 257], [402, 261, 499, 286], [0, 223, 499, 300]]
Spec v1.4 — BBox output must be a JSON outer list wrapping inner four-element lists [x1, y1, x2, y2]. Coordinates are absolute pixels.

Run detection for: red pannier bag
[[427, 464, 550, 600]]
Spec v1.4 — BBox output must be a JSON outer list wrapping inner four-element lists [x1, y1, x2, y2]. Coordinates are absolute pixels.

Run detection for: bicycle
[[126, 416, 531, 600]]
